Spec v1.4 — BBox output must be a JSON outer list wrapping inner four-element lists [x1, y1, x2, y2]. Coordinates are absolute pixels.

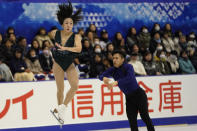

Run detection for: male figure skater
[[99, 50, 155, 131]]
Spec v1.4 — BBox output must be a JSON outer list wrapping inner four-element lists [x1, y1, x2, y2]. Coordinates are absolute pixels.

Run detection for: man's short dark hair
[[112, 50, 126, 58]]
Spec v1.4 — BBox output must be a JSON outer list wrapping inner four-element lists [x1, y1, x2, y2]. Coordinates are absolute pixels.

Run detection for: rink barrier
[[0, 74, 197, 130]]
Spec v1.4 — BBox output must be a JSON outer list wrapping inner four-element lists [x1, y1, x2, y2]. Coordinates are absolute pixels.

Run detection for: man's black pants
[[126, 87, 155, 131]]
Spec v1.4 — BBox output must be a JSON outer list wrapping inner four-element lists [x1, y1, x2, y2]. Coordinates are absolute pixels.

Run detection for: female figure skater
[[51, 1, 82, 124]]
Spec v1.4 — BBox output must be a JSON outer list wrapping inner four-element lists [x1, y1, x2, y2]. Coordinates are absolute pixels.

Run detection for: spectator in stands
[[86, 31, 94, 46], [166, 51, 179, 74], [48, 26, 58, 44], [0, 75, 4, 82], [179, 35, 188, 51], [1, 39, 14, 65], [93, 36, 101, 48], [93, 44, 103, 55], [77, 28, 85, 39], [34, 27, 53, 48], [187, 32, 197, 50], [105, 43, 118, 65], [16, 36, 28, 56], [0, 41, 3, 59], [113, 32, 125, 49], [128, 52, 147, 76], [80, 38, 93, 64], [130, 44, 142, 61], [102, 58, 111, 70], [8, 33, 17, 46], [106, 42, 114, 54], [74, 38, 93, 78], [150, 23, 162, 37], [142, 51, 161, 75], [152, 42, 165, 57], [30, 39, 40, 56], [149, 32, 162, 54], [86, 24, 98, 38], [173, 30, 182, 56], [100, 29, 111, 49], [137, 26, 151, 54], [163, 23, 173, 38], [119, 47, 130, 62], [89, 53, 105, 78], [9, 49, 34, 81], [42, 40, 52, 49], [179, 50, 196, 74], [154, 50, 172, 75], [126, 27, 138, 53], [189, 48, 197, 70], [162, 31, 175, 53], [0, 33, 3, 59], [6, 26, 15, 34], [0, 33, 2, 46], [5, 26, 15, 38], [106, 51, 113, 66], [39, 46, 53, 73], [0, 57, 13, 82], [25, 49, 43, 75], [0, 74, 4, 82], [173, 30, 183, 46]]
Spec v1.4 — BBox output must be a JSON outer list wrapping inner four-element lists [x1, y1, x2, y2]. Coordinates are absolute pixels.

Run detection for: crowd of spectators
[[0, 23, 197, 82]]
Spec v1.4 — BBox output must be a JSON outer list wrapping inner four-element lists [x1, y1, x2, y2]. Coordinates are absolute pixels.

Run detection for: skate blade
[[60, 124, 63, 129], [50, 110, 64, 127]]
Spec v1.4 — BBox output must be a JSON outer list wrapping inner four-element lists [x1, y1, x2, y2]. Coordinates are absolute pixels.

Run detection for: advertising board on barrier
[[0, 75, 197, 130]]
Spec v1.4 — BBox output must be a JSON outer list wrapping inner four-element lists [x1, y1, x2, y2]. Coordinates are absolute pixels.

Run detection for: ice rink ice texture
[[90, 124, 197, 131]]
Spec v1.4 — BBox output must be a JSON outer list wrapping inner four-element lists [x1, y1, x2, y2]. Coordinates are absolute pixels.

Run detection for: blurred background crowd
[[0, 23, 196, 82]]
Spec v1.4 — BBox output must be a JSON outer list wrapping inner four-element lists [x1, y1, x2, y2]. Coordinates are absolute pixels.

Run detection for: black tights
[[126, 88, 155, 131]]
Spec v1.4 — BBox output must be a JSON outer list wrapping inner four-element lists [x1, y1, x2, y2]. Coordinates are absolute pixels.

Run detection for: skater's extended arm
[[99, 67, 114, 81], [99, 67, 118, 90]]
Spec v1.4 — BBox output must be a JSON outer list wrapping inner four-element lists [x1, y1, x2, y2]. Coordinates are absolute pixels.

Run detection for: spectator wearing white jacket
[[162, 32, 175, 53], [128, 52, 147, 76], [0, 57, 13, 82], [167, 51, 179, 74]]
